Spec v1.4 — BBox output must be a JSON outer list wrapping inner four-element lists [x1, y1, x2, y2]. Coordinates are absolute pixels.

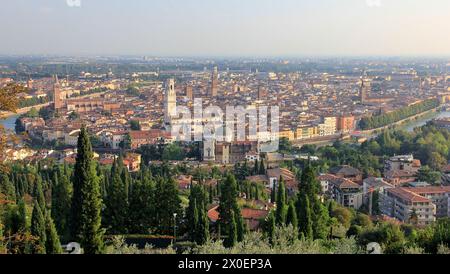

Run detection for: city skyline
[[0, 0, 449, 57]]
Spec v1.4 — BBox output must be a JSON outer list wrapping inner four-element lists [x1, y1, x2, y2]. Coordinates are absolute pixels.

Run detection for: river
[[400, 110, 450, 132], [0, 114, 19, 132]]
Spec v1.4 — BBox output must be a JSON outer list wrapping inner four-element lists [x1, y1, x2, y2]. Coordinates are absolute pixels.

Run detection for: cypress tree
[[16, 174, 26, 198], [187, 185, 206, 242], [253, 159, 259, 175], [236, 214, 245, 242], [224, 211, 237, 248], [299, 164, 321, 200], [104, 159, 128, 234], [30, 200, 46, 254], [64, 163, 70, 178], [70, 126, 104, 254], [265, 212, 276, 245], [154, 177, 182, 234], [120, 163, 131, 201], [297, 193, 313, 240], [218, 174, 241, 239], [271, 183, 276, 204], [51, 170, 72, 242], [128, 176, 155, 234], [195, 203, 209, 245], [45, 212, 62, 254], [259, 159, 266, 175], [33, 177, 46, 212], [0, 174, 16, 202], [311, 201, 330, 240], [209, 185, 214, 204], [275, 180, 287, 225], [286, 200, 298, 228], [17, 198, 27, 232], [297, 164, 329, 239], [191, 201, 199, 241], [217, 222, 221, 240]]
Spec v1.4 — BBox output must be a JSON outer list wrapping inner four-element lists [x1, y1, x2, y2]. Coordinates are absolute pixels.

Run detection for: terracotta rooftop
[[329, 165, 362, 176], [319, 174, 361, 189], [405, 186, 450, 195], [207, 206, 270, 223], [387, 187, 431, 203]]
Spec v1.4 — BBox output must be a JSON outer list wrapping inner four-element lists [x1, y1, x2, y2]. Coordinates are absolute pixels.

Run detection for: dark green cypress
[[51, 170, 72, 242], [297, 164, 329, 239], [236, 213, 245, 242], [33, 176, 46, 212], [103, 159, 128, 234], [17, 198, 27, 232], [286, 200, 298, 228], [209, 185, 214, 204], [275, 180, 287, 225], [297, 193, 313, 240], [154, 177, 182, 234], [187, 185, 204, 242], [45, 211, 62, 254], [0, 173, 16, 202], [224, 211, 237, 248], [70, 126, 104, 254], [265, 212, 276, 245], [259, 159, 266, 175], [128, 176, 155, 234], [195, 203, 209, 245], [271, 183, 276, 204], [192, 201, 199, 241], [218, 174, 241, 240], [31, 200, 46, 254], [253, 159, 259, 175]]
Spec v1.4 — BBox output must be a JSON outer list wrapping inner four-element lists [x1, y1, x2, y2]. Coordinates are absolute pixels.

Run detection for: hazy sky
[[0, 0, 449, 57]]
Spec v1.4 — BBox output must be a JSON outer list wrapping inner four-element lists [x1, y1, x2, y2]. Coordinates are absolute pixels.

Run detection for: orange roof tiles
[[387, 188, 431, 203]]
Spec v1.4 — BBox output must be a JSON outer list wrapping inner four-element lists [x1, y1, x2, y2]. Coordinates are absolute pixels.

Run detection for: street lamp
[[173, 213, 177, 244]]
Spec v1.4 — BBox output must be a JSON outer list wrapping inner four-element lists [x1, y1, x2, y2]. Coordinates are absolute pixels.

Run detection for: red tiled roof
[[99, 158, 114, 165], [207, 206, 269, 223], [319, 174, 360, 189], [129, 129, 171, 140], [246, 175, 268, 183], [406, 186, 450, 195], [387, 187, 431, 203], [241, 208, 270, 220], [207, 205, 220, 222]]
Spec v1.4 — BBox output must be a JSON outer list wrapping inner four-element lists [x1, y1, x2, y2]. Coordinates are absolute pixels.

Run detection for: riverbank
[[359, 107, 441, 137], [292, 107, 447, 148], [0, 90, 108, 120], [0, 102, 51, 119]]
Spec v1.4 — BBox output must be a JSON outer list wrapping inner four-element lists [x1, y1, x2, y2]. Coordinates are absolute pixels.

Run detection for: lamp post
[[173, 213, 177, 244]]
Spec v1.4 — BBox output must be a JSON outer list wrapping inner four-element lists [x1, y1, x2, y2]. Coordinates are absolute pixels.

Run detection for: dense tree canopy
[[359, 99, 439, 130]]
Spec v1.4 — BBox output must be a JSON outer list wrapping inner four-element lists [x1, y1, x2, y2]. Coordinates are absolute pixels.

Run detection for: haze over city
[[2, 0, 450, 260], [1, 0, 449, 57]]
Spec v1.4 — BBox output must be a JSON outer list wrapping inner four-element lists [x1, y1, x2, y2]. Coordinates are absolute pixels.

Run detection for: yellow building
[[279, 129, 295, 141], [296, 126, 319, 139]]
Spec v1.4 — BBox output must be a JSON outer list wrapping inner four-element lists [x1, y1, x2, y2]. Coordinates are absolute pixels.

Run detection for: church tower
[[210, 66, 218, 97], [53, 75, 63, 111], [359, 71, 370, 104], [203, 139, 216, 162], [164, 78, 177, 125]]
